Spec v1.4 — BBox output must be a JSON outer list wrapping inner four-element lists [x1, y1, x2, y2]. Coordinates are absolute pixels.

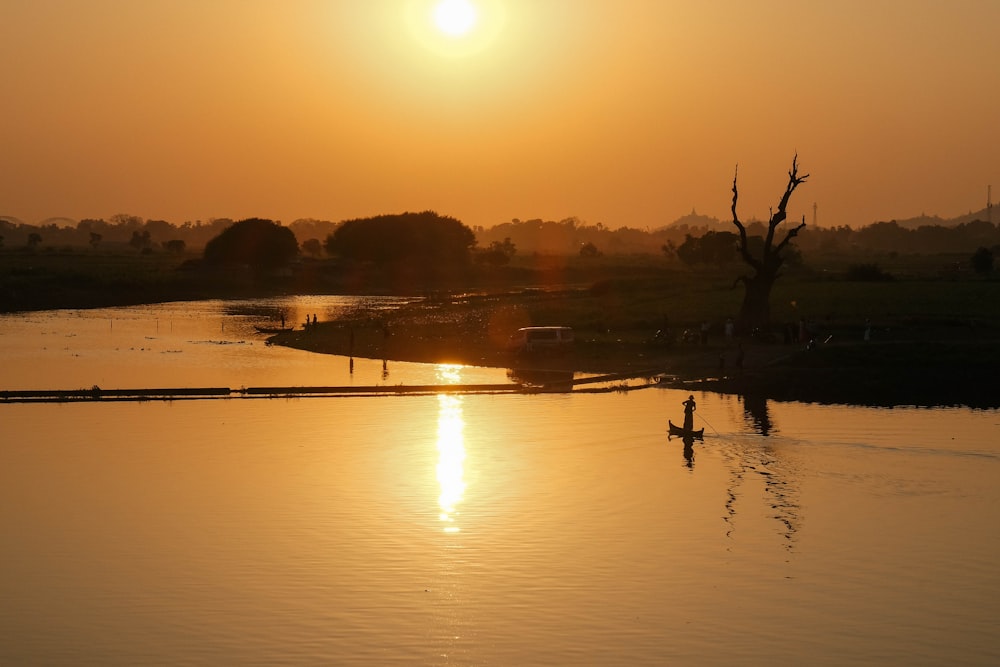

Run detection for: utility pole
[[988, 185, 993, 224], [812, 202, 817, 227]]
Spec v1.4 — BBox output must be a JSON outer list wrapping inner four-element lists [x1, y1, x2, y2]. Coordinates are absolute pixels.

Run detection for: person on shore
[[682, 395, 697, 431]]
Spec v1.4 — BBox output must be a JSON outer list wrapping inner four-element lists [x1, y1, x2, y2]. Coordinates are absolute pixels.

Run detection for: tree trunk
[[736, 272, 775, 334]]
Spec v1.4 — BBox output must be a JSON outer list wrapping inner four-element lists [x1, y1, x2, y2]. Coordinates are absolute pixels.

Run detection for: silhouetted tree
[[476, 238, 517, 266], [325, 211, 475, 265], [731, 155, 809, 334], [203, 218, 299, 270], [129, 230, 152, 251], [163, 239, 186, 254], [27, 232, 42, 249], [676, 231, 739, 265], [301, 238, 323, 257], [89, 232, 102, 249]]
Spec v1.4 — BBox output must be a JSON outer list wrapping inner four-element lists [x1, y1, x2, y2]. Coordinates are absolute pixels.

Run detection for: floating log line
[[0, 371, 664, 404]]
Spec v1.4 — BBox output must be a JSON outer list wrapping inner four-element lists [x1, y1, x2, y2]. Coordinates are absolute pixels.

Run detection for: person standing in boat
[[682, 395, 697, 431]]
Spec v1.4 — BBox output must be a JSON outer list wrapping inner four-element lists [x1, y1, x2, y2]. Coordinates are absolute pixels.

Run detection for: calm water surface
[[1, 299, 998, 665]]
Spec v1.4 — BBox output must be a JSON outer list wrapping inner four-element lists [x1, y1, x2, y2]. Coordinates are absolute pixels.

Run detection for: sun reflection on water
[[436, 365, 466, 533]]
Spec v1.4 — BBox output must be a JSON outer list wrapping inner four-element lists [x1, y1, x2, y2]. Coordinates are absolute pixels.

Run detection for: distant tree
[[971, 246, 994, 273], [0, 235, 4, 248], [701, 231, 739, 264], [129, 230, 152, 251], [730, 155, 809, 334], [579, 241, 601, 258], [661, 240, 677, 259], [476, 238, 517, 266], [110, 213, 143, 230], [301, 238, 323, 258], [325, 211, 475, 265], [163, 239, 186, 255], [203, 218, 299, 270], [676, 231, 739, 265], [494, 236, 517, 258], [675, 234, 699, 265], [27, 232, 42, 249], [89, 232, 102, 249]]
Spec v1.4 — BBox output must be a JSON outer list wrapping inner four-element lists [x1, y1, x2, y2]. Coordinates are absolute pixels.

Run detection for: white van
[[508, 326, 574, 352]]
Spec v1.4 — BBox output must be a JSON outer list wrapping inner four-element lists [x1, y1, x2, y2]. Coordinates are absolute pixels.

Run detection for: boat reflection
[[682, 436, 695, 469], [435, 365, 466, 533]]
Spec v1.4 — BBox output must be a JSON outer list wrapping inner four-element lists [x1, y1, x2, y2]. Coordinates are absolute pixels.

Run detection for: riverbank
[[5, 249, 998, 407], [270, 291, 1000, 408]]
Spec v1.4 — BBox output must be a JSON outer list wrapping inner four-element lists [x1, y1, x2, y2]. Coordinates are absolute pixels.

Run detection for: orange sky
[[2, 0, 998, 229]]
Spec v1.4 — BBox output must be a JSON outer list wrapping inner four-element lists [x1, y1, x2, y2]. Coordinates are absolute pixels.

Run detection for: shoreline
[[271, 316, 1000, 409], [4, 276, 996, 408]]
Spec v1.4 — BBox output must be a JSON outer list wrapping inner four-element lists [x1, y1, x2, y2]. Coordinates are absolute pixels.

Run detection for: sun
[[433, 0, 478, 37], [405, 0, 504, 58]]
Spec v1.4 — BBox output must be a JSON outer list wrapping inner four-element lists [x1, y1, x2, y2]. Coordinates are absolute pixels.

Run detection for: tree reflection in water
[[742, 393, 773, 436], [718, 394, 801, 550]]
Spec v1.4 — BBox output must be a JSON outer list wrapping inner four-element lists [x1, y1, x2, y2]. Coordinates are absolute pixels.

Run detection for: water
[[1, 299, 998, 665]]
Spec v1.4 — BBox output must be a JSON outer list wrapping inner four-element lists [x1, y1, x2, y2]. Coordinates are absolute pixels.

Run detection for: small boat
[[668, 420, 704, 438], [254, 325, 295, 334]]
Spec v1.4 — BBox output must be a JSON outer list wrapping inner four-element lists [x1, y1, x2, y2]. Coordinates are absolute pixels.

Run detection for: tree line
[[3, 210, 1000, 260]]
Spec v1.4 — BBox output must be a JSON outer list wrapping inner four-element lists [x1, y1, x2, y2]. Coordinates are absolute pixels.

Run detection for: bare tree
[[731, 155, 809, 334]]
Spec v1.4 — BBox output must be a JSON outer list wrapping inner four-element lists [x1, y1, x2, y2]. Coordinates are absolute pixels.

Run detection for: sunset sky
[[3, 0, 998, 230]]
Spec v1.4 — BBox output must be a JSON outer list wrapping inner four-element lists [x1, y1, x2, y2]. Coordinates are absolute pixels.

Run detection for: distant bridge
[[0, 372, 665, 404]]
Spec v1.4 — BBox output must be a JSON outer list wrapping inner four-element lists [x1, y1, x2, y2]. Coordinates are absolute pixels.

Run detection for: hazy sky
[[2, 0, 998, 229]]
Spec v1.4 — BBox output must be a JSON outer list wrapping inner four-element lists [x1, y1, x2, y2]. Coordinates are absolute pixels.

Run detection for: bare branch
[[730, 164, 762, 271], [774, 215, 807, 254], [763, 154, 809, 261], [771, 154, 809, 231], [730, 164, 741, 230]]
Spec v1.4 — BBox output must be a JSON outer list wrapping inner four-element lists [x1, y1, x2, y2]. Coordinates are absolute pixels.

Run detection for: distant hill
[[887, 206, 994, 230], [660, 204, 995, 232], [659, 209, 729, 233]]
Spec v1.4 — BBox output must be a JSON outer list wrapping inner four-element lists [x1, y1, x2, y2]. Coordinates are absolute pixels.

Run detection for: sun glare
[[406, 0, 504, 58], [433, 0, 478, 37]]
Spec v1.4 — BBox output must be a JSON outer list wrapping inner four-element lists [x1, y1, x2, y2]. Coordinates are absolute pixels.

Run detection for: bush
[[846, 263, 894, 281], [971, 247, 994, 274]]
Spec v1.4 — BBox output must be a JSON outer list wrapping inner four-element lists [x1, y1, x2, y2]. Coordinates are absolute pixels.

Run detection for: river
[[1, 298, 998, 666]]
